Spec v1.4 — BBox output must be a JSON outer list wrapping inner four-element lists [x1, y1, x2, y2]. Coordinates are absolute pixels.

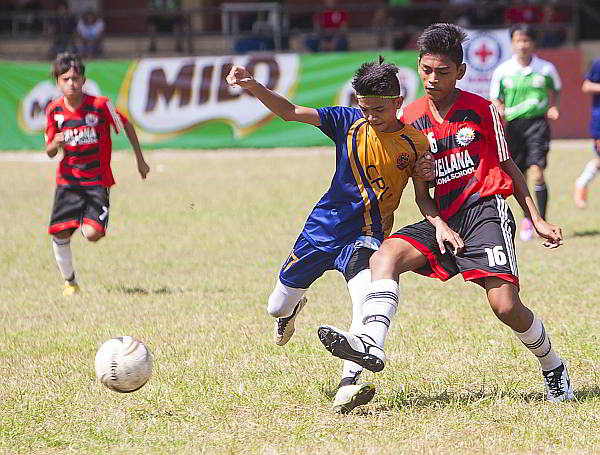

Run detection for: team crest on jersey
[[455, 126, 475, 147], [396, 152, 410, 170], [85, 113, 99, 127]]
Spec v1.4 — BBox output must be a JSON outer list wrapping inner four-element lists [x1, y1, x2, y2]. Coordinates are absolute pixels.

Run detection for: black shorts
[[505, 116, 550, 172], [344, 247, 375, 282], [390, 195, 519, 287], [48, 185, 110, 235]]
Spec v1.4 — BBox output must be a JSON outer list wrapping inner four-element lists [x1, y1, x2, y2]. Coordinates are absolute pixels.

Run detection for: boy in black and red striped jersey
[[319, 24, 574, 402], [45, 52, 149, 296]]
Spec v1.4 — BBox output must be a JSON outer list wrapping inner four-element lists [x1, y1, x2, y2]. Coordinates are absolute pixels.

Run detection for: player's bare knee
[[81, 225, 104, 242], [489, 296, 523, 326], [369, 248, 394, 276]]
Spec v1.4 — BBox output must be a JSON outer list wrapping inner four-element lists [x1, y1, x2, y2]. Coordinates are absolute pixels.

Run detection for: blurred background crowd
[[0, 0, 598, 60]]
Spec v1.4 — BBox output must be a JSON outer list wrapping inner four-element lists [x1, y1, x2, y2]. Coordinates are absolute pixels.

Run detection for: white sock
[[576, 160, 599, 188], [361, 279, 399, 349], [341, 269, 370, 383], [52, 236, 76, 282], [266, 279, 306, 318], [513, 315, 562, 371]]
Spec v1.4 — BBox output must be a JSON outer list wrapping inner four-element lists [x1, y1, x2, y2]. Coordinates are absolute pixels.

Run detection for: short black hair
[[352, 56, 401, 97], [52, 52, 85, 80], [416, 23, 467, 66], [510, 23, 537, 41]]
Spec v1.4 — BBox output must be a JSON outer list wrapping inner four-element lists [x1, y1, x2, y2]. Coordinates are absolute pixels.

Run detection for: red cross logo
[[475, 43, 493, 63]]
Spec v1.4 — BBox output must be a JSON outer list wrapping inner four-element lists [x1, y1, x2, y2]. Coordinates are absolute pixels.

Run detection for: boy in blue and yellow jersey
[[227, 58, 433, 414]]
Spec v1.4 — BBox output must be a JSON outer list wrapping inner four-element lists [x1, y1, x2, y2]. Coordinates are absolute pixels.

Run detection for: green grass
[[0, 140, 599, 454]]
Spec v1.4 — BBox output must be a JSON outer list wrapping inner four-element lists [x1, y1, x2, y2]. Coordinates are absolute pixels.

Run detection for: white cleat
[[274, 297, 307, 346], [318, 325, 385, 372], [543, 360, 574, 403], [333, 383, 376, 414]]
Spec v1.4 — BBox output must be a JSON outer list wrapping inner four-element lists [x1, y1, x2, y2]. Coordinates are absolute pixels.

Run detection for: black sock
[[535, 183, 548, 220]]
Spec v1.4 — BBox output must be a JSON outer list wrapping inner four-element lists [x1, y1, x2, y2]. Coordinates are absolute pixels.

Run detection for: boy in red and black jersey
[[402, 92, 513, 221], [45, 52, 149, 296], [318, 24, 574, 403]]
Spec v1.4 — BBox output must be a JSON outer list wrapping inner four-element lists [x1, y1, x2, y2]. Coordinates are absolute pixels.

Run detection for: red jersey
[[45, 94, 127, 187], [401, 91, 513, 220]]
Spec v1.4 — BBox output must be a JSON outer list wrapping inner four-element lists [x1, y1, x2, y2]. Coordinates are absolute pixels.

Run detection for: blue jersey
[[301, 106, 430, 252], [586, 58, 600, 138]]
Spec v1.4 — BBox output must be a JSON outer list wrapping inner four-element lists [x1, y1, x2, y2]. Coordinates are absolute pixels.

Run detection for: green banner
[[2, 51, 422, 150]]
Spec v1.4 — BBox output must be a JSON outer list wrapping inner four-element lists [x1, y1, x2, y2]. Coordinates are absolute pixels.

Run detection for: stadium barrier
[[2, 48, 589, 151]]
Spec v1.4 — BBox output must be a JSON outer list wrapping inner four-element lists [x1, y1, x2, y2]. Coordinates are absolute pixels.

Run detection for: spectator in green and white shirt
[[490, 23, 561, 242]]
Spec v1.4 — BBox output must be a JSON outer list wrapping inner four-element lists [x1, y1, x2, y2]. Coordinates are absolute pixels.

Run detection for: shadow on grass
[[574, 385, 600, 401], [572, 229, 600, 237], [372, 389, 545, 413], [318, 384, 600, 416], [106, 285, 179, 295]]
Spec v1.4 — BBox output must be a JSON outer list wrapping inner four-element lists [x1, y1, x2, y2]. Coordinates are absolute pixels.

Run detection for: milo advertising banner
[[3, 51, 422, 150]]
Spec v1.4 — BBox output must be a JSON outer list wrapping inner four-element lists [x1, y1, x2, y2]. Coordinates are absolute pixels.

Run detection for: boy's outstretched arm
[[500, 158, 562, 248], [226, 65, 320, 126], [123, 121, 149, 179]]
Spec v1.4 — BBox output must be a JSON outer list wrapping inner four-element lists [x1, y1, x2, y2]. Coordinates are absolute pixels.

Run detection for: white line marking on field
[[0, 147, 334, 162]]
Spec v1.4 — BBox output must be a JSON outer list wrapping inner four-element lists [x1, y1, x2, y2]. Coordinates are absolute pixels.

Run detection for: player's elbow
[[582, 81, 591, 93], [280, 109, 298, 122]]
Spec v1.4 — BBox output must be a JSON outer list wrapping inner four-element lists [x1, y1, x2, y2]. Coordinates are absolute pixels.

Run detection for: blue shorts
[[279, 233, 380, 289]]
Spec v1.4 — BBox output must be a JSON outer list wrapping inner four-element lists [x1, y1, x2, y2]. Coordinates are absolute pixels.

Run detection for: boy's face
[[511, 30, 535, 59], [56, 67, 85, 98], [357, 96, 403, 133], [418, 54, 465, 103]]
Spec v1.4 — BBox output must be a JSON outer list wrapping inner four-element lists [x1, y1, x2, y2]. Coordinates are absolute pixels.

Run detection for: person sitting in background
[[305, 0, 348, 53], [538, 3, 566, 48], [76, 9, 105, 58], [444, 0, 503, 28], [147, 0, 186, 53], [233, 11, 275, 54], [504, 0, 543, 25], [49, 0, 76, 58]]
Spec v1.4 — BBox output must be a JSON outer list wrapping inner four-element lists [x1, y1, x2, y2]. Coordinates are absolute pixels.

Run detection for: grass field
[[1, 140, 599, 455]]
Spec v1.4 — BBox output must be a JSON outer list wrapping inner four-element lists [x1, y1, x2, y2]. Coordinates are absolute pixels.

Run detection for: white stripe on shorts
[[495, 195, 518, 276]]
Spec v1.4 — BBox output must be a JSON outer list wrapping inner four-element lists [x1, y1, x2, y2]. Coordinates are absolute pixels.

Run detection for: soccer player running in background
[[45, 52, 149, 296], [226, 59, 433, 413], [490, 24, 561, 242], [318, 23, 574, 403], [574, 57, 600, 208]]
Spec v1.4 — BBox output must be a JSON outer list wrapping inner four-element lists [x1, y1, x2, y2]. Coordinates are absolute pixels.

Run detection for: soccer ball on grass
[[95, 336, 153, 393]]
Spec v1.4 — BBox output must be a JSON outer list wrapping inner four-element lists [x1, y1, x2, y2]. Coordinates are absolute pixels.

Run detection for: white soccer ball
[[95, 336, 153, 393]]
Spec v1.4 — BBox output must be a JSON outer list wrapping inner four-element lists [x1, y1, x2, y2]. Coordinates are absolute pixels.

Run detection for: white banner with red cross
[[458, 28, 512, 100]]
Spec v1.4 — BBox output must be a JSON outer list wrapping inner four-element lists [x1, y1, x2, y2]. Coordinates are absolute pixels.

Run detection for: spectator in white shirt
[[76, 9, 105, 58]]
